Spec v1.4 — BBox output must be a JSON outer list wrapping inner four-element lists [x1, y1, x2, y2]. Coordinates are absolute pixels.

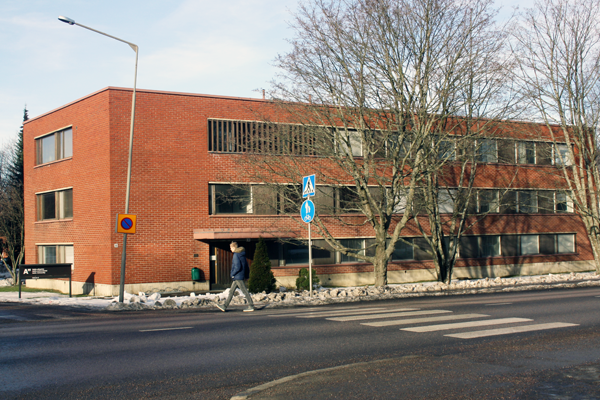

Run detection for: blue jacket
[[231, 248, 249, 280]]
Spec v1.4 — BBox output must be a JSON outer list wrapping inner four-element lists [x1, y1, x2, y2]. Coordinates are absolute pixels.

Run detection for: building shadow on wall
[[82, 272, 95, 295]]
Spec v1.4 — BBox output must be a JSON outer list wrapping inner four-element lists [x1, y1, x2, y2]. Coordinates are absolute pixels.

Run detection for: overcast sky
[[0, 0, 530, 146]]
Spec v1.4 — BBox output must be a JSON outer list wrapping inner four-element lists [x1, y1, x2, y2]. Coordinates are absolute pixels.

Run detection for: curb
[[230, 356, 420, 400]]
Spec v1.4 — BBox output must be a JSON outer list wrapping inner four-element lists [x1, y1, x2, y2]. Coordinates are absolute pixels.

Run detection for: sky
[[0, 0, 531, 146]]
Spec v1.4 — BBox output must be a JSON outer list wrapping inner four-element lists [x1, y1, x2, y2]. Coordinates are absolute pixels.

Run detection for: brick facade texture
[[23, 87, 594, 288]]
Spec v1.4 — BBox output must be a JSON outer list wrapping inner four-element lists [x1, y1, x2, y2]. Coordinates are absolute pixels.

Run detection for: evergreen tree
[[7, 106, 27, 189], [296, 268, 320, 291], [248, 237, 276, 293]]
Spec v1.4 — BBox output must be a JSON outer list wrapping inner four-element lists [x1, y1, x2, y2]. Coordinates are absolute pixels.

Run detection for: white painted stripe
[[485, 303, 512, 306], [269, 307, 388, 318], [445, 322, 579, 339], [402, 318, 533, 332], [362, 314, 489, 327], [300, 308, 418, 319], [329, 309, 451, 322], [139, 327, 193, 332]]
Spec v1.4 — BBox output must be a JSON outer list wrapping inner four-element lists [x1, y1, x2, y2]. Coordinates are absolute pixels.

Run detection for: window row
[[438, 189, 573, 214], [394, 233, 575, 260], [474, 139, 569, 166], [35, 127, 73, 165], [209, 184, 573, 216], [208, 119, 571, 166], [260, 233, 575, 266], [36, 189, 73, 221]]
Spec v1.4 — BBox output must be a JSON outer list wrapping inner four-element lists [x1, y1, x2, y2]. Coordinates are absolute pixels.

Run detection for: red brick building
[[23, 87, 594, 295]]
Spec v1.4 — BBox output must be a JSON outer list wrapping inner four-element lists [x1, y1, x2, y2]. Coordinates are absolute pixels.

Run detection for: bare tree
[[0, 140, 25, 283], [231, 0, 512, 286], [512, 0, 600, 274]]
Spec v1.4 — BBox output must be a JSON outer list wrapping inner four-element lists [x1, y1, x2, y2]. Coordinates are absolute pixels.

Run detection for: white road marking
[[329, 309, 451, 322], [401, 318, 533, 332], [139, 327, 193, 332], [445, 322, 579, 339], [269, 307, 389, 318], [485, 303, 512, 306], [362, 314, 489, 327], [300, 308, 418, 319]]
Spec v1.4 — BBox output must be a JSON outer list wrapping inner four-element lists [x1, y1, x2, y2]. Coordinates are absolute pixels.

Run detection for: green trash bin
[[192, 267, 201, 281]]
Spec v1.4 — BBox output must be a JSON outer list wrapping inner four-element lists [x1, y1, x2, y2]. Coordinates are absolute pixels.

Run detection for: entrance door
[[215, 247, 233, 287]]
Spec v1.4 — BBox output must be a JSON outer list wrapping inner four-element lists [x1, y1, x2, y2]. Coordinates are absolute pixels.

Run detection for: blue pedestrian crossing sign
[[301, 199, 315, 223], [303, 174, 316, 198]]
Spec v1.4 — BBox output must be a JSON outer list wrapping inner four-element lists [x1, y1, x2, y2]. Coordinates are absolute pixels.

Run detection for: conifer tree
[[248, 237, 276, 293], [7, 107, 27, 189]]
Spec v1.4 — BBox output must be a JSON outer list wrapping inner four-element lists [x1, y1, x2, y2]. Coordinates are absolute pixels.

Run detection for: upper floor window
[[209, 184, 252, 214], [517, 141, 536, 164], [477, 139, 498, 163], [554, 144, 571, 166], [36, 127, 72, 165], [36, 188, 73, 221]]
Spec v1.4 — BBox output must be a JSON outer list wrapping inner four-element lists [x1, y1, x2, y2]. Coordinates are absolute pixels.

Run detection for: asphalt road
[[1, 287, 599, 400]]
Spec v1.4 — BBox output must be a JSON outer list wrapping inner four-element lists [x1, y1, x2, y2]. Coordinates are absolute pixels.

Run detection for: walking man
[[216, 242, 255, 312]]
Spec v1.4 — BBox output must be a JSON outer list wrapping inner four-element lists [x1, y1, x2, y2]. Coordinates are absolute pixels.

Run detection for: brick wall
[[23, 87, 595, 290]]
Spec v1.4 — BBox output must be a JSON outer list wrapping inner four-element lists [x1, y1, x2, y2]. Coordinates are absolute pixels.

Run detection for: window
[[557, 234, 575, 253], [393, 239, 414, 260], [554, 144, 571, 166], [520, 235, 539, 255], [438, 189, 456, 213], [437, 139, 456, 161], [477, 139, 498, 163], [36, 189, 73, 221], [480, 236, 501, 257], [459, 235, 501, 258], [207, 119, 320, 155], [518, 191, 538, 213], [38, 245, 73, 266], [555, 192, 573, 213], [337, 186, 361, 214], [388, 135, 411, 158], [283, 241, 309, 265], [478, 190, 499, 213], [36, 127, 72, 165], [497, 140, 516, 163], [340, 239, 364, 262], [337, 130, 362, 157], [210, 184, 252, 214], [517, 142, 536, 164]]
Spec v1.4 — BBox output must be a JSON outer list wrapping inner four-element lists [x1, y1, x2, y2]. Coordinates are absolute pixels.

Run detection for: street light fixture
[[58, 16, 138, 303]]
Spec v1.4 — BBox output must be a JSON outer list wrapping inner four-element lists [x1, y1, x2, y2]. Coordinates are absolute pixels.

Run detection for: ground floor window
[[38, 245, 73, 266]]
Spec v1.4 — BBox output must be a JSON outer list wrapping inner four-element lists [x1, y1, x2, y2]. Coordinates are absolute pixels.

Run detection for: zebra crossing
[[269, 306, 578, 339]]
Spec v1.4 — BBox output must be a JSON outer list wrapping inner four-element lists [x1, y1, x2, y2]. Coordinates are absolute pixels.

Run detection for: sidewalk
[[1, 271, 599, 311]]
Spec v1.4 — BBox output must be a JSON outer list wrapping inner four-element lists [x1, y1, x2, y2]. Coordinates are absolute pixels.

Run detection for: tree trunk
[[372, 245, 388, 286], [588, 232, 600, 275]]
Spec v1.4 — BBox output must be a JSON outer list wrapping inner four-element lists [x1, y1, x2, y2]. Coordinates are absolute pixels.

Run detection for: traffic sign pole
[[308, 221, 312, 298], [302, 175, 316, 297]]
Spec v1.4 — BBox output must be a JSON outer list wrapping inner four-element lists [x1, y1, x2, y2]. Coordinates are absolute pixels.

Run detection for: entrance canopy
[[193, 228, 299, 241]]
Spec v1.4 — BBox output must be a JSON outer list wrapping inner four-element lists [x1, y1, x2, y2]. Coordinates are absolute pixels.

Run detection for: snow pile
[[0, 270, 13, 287], [0, 271, 598, 311]]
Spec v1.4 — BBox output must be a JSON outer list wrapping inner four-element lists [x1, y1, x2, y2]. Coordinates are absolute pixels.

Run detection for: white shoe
[[243, 307, 255, 312], [215, 304, 226, 312]]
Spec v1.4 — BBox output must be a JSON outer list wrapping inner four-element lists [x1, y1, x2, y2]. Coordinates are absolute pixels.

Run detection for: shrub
[[296, 267, 320, 291], [248, 237, 276, 293]]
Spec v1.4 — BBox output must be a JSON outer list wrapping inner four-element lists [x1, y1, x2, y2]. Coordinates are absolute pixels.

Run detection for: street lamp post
[[59, 16, 138, 303]]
